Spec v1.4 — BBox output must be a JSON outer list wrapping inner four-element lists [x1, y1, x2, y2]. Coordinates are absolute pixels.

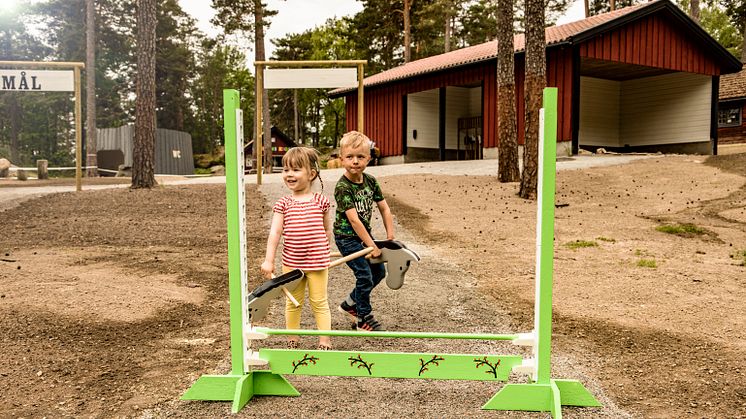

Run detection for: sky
[[179, 0, 586, 65], [179, 0, 365, 64]]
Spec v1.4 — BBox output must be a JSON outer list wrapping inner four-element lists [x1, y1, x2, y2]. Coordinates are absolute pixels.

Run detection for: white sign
[[264, 68, 358, 89], [0, 70, 74, 92]]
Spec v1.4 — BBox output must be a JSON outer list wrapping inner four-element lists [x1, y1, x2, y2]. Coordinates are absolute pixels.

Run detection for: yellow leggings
[[283, 266, 331, 331]]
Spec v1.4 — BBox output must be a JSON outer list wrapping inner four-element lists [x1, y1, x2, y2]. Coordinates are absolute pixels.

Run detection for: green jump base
[[181, 371, 299, 413], [483, 379, 601, 419]]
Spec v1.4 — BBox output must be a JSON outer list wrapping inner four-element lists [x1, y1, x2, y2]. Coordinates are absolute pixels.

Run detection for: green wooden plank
[[223, 89, 246, 376], [553, 379, 602, 407], [252, 371, 300, 396], [482, 383, 553, 411], [536, 87, 558, 384], [232, 374, 254, 413], [256, 327, 517, 341], [260, 349, 522, 381], [181, 374, 242, 401]]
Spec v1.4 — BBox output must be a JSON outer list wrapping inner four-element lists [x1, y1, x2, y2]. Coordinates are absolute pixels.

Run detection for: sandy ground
[[0, 149, 745, 418]]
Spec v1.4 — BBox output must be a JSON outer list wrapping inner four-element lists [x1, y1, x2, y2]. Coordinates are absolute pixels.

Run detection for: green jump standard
[[181, 88, 601, 418]]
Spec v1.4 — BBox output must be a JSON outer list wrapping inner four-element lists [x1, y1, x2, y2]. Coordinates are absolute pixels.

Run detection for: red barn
[[719, 69, 746, 144], [330, 0, 742, 163]]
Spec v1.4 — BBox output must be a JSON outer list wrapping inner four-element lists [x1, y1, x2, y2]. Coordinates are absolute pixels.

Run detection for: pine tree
[[132, 0, 157, 188]]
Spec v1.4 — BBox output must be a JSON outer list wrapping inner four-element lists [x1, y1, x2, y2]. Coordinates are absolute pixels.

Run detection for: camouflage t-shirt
[[333, 173, 384, 237]]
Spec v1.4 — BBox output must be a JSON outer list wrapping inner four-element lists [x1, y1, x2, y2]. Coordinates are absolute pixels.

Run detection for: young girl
[[260, 147, 333, 350]]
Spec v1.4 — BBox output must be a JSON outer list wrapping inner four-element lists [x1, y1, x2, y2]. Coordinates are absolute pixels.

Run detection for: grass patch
[[655, 223, 706, 236], [193, 168, 212, 175], [596, 236, 616, 243], [565, 240, 598, 250], [731, 249, 746, 266], [636, 259, 657, 268], [634, 249, 652, 257]]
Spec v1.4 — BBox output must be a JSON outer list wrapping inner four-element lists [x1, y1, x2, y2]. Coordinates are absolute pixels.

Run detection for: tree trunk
[[520, 0, 546, 200], [132, 0, 157, 189], [689, 0, 700, 23], [610, 0, 616, 12], [334, 106, 340, 148], [403, 0, 412, 63], [85, 0, 97, 177], [293, 89, 299, 143], [742, 24, 746, 63], [444, 12, 451, 53], [9, 95, 20, 164], [497, 0, 520, 183], [254, 0, 272, 173], [584, 0, 589, 17]]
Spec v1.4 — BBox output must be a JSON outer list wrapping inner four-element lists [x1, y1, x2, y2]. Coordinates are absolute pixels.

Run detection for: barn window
[[718, 105, 742, 127]]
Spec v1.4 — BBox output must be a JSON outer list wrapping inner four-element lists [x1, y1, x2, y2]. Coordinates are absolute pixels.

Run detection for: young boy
[[334, 131, 395, 331]]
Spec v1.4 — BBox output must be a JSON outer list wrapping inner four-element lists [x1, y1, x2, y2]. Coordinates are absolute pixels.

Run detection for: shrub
[[731, 250, 746, 266], [565, 240, 598, 250], [637, 259, 657, 268], [655, 223, 706, 236], [596, 236, 616, 243]]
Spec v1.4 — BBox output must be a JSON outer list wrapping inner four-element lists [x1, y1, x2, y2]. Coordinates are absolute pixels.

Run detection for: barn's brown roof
[[330, 2, 651, 95], [720, 69, 746, 101], [330, 0, 741, 96]]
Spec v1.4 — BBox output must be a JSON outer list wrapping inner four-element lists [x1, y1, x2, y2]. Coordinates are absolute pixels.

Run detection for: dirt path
[[0, 152, 744, 418]]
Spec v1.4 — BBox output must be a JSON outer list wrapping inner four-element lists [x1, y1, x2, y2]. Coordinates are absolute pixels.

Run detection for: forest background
[[0, 0, 743, 169]]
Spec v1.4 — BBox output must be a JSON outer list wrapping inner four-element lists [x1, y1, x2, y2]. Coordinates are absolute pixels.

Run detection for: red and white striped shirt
[[273, 193, 331, 270]]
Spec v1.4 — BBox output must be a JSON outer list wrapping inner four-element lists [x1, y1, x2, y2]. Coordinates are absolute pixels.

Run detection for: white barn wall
[[446, 86, 474, 149], [407, 89, 439, 149], [620, 72, 711, 145], [579, 77, 621, 147], [469, 87, 482, 114]]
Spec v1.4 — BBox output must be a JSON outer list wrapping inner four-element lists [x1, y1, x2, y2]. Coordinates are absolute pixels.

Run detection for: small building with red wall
[[244, 126, 298, 169], [330, 0, 741, 163], [719, 69, 746, 144]]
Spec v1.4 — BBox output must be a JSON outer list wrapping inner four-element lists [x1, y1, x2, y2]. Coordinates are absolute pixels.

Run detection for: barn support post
[[439, 87, 446, 161], [711, 75, 719, 156]]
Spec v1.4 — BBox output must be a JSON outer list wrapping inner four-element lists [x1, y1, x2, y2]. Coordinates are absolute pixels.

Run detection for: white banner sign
[[264, 68, 358, 89], [0, 69, 74, 92]]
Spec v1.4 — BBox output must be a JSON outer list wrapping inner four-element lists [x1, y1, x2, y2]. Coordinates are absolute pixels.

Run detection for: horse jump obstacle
[[181, 88, 601, 417]]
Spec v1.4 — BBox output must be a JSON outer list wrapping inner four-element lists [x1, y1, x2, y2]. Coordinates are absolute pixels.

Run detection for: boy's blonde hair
[[282, 147, 323, 190], [339, 131, 371, 155]]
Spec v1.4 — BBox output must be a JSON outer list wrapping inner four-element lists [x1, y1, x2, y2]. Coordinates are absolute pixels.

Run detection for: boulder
[[116, 164, 132, 177], [210, 165, 225, 176], [0, 158, 10, 177]]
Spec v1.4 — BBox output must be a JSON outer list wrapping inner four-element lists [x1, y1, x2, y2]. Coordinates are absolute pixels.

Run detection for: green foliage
[[210, 0, 277, 39], [155, 0, 198, 132], [271, 19, 356, 148], [677, 0, 743, 58], [596, 236, 616, 243], [636, 258, 657, 268], [655, 223, 707, 236], [188, 40, 254, 154], [588, 0, 641, 16], [565, 240, 599, 250]]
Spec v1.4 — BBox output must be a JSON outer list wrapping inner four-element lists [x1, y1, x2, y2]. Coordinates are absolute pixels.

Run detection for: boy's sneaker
[[357, 314, 385, 331], [338, 301, 357, 321]]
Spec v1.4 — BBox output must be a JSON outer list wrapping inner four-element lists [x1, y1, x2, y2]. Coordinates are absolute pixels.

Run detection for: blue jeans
[[335, 236, 386, 318]]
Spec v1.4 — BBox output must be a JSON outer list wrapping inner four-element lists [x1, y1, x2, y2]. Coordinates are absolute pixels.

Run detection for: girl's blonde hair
[[282, 146, 324, 191]]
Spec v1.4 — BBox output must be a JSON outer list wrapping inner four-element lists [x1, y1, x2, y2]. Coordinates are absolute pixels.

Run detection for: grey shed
[[97, 125, 195, 175]]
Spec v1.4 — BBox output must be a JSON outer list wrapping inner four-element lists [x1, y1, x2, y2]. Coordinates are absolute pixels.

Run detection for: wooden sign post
[[0, 61, 85, 191]]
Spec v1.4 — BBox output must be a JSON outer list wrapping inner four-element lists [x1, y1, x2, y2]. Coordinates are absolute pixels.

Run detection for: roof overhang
[[329, 0, 742, 99]]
